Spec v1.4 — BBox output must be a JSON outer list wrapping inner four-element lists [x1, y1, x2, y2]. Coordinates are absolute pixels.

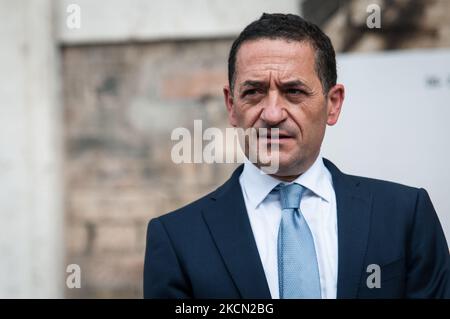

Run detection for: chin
[[255, 150, 303, 176], [277, 152, 303, 176]]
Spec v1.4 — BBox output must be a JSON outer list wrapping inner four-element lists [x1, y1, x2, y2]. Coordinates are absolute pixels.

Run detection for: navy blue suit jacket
[[144, 159, 450, 298]]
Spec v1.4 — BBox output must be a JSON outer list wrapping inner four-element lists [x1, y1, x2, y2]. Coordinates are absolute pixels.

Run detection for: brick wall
[[62, 40, 238, 298]]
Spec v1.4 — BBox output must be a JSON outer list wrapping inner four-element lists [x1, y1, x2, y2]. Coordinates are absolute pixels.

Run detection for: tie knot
[[278, 183, 304, 210]]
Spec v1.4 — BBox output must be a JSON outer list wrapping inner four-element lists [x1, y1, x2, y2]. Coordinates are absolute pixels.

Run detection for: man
[[144, 13, 450, 298]]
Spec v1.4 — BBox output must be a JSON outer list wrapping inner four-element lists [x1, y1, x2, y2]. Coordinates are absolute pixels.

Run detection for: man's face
[[224, 38, 344, 179]]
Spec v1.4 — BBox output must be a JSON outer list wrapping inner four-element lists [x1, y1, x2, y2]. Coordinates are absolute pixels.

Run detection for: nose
[[260, 91, 287, 126]]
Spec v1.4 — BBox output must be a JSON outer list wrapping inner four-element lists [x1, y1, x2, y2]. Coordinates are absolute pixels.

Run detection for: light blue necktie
[[276, 183, 321, 299]]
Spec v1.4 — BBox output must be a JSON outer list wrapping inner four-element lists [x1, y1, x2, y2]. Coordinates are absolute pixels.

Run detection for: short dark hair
[[228, 13, 337, 94]]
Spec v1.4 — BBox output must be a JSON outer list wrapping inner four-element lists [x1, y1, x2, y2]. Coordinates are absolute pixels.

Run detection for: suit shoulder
[[345, 173, 423, 199], [324, 158, 422, 197]]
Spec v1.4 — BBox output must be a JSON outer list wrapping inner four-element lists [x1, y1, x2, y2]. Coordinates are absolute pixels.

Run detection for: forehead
[[235, 38, 317, 82]]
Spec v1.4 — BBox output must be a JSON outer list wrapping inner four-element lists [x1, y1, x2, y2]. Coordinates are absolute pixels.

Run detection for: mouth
[[257, 131, 293, 143]]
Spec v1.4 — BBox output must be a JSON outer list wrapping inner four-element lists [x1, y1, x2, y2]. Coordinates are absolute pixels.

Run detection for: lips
[[257, 131, 292, 139], [257, 134, 293, 147]]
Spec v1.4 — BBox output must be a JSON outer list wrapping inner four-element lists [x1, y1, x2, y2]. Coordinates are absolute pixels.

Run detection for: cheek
[[303, 97, 328, 122], [305, 115, 328, 147], [291, 102, 327, 139], [235, 104, 262, 127]]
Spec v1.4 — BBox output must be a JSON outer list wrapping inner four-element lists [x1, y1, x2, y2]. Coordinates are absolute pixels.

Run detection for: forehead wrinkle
[[238, 66, 297, 84], [237, 59, 305, 84]]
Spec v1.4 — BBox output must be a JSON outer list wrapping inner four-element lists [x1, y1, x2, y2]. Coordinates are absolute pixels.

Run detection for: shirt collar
[[290, 155, 332, 203], [239, 155, 332, 209], [239, 159, 281, 210]]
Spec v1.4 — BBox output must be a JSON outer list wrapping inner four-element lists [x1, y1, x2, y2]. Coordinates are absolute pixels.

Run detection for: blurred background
[[1, 0, 449, 298]]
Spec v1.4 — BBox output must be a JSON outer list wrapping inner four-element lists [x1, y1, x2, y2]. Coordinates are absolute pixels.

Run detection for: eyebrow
[[281, 80, 310, 88], [239, 80, 267, 92], [238, 79, 312, 93]]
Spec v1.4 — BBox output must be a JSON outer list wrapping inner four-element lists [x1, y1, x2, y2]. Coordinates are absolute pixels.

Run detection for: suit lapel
[[202, 165, 272, 299], [324, 159, 373, 299]]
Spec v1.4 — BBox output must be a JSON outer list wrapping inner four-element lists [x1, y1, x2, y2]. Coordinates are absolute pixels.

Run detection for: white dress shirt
[[239, 155, 338, 299]]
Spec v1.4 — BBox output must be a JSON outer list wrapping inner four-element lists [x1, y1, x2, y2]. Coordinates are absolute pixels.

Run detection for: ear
[[326, 84, 345, 126], [223, 85, 238, 127]]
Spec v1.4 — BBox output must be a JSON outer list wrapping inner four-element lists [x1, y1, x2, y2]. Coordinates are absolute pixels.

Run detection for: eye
[[243, 89, 258, 96], [286, 88, 303, 95]]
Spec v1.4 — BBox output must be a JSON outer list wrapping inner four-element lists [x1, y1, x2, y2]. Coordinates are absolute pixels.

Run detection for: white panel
[[57, 0, 301, 44], [323, 48, 450, 243], [0, 0, 63, 298]]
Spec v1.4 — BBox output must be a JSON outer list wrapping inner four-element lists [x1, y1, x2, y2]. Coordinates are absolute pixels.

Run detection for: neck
[[269, 173, 301, 182]]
